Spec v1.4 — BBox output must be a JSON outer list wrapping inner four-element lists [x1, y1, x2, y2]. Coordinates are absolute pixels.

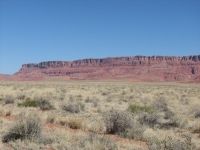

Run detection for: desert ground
[[0, 81, 200, 150]]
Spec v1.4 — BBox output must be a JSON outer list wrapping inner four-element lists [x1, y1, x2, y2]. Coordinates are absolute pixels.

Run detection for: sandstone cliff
[[12, 55, 200, 81]]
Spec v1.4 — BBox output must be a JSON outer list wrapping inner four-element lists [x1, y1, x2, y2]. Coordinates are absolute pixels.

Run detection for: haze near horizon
[[0, 0, 200, 74]]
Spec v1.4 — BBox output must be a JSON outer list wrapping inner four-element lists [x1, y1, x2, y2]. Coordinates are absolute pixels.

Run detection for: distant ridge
[[1, 55, 200, 82]]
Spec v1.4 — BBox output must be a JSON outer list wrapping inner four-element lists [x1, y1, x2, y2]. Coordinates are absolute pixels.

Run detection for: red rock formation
[[9, 55, 200, 81]]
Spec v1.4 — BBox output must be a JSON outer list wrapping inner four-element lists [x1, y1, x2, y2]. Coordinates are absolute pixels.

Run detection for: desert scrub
[[138, 112, 159, 128], [194, 111, 200, 118], [18, 99, 37, 107], [58, 120, 68, 126], [68, 118, 82, 129], [147, 133, 196, 150], [18, 98, 54, 110], [62, 102, 85, 113], [80, 134, 119, 150], [17, 93, 26, 100], [0, 98, 3, 101], [4, 95, 15, 104], [153, 98, 181, 128], [85, 96, 93, 103], [193, 124, 200, 134], [101, 91, 110, 96], [46, 114, 55, 123], [104, 109, 133, 134], [2, 114, 42, 143], [103, 109, 145, 140], [128, 104, 154, 113], [37, 99, 54, 110]]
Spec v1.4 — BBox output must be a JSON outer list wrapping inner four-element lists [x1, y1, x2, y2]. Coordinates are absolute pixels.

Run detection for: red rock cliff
[[14, 55, 200, 81]]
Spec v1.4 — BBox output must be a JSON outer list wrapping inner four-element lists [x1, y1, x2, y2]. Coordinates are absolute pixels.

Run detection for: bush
[[37, 99, 54, 110], [85, 96, 92, 103], [123, 123, 145, 141], [2, 115, 42, 143], [138, 112, 159, 128], [193, 125, 200, 134], [17, 93, 26, 100], [18, 99, 37, 107], [102, 91, 109, 96], [128, 104, 154, 113], [153, 98, 181, 128], [153, 98, 168, 112], [194, 110, 200, 118], [85, 96, 94, 103], [68, 118, 82, 129], [18, 98, 54, 110], [93, 100, 98, 107], [62, 103, 85, 113], [147, 134, 196, 150], [103, 109, 145, 140], [103, 109, 133, 134], [60, 87, 67, 93], [59, 120, 68, 126], [80, 134, 118, 150], [4, 95, 14, 104], [46, 115, 55, 124]]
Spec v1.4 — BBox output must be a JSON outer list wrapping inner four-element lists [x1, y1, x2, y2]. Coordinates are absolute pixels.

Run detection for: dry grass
[[0, 81, 200, 149]]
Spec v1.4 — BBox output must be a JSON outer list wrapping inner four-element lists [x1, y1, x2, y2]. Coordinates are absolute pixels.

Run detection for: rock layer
[[11, 55, 200, 81]]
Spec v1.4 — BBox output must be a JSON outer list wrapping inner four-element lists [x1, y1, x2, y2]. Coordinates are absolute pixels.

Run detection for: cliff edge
[[10, 55, 200, 82]]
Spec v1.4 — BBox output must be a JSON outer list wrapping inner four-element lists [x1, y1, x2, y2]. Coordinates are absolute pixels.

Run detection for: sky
[[0, 0, 200, 74]]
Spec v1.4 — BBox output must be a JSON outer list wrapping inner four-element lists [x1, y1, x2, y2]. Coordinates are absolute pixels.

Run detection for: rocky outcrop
[[12, 55, 200, 81]]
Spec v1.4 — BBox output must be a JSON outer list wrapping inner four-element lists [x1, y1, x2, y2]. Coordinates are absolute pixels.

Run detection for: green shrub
[[18, 98, 54, 110], [0, 98, 3, 101], [18, 99, 37, 107], [128, 104, 154, 113], [2, 115, 42, 143]]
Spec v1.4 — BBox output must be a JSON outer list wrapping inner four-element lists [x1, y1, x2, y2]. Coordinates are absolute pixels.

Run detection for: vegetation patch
[[80, 134, 118, 150], [18, 99, 38, 107], [103, 109, 145, 140], [2, 115, 42, 143], [37, 99, 54, 110], [18, 98, 54, 110], [68, 118, 82, 129], [62, 103, 85, 113], [4, 95, 15, 104], [128, 104, 154, 113]]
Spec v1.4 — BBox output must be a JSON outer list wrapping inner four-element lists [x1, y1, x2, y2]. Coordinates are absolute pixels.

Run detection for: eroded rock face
[[12, 55, 200, 81]]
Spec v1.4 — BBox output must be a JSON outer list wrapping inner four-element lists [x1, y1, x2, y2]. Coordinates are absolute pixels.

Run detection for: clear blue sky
[[0, 0, 200, 74]]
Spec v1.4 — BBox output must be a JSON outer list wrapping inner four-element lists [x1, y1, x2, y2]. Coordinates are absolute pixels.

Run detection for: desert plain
[[0, 80, 200, 150]]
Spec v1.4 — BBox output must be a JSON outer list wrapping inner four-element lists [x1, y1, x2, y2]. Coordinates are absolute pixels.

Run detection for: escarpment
[[10, 55, 200, 81]]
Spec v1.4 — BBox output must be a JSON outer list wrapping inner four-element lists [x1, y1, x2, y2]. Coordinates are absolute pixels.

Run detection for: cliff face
[[13, 55, 200, 81]]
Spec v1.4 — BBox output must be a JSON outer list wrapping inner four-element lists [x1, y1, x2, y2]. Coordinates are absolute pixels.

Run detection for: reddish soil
[[45, 123, 147, 148], [0, 115, 16, 121]]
